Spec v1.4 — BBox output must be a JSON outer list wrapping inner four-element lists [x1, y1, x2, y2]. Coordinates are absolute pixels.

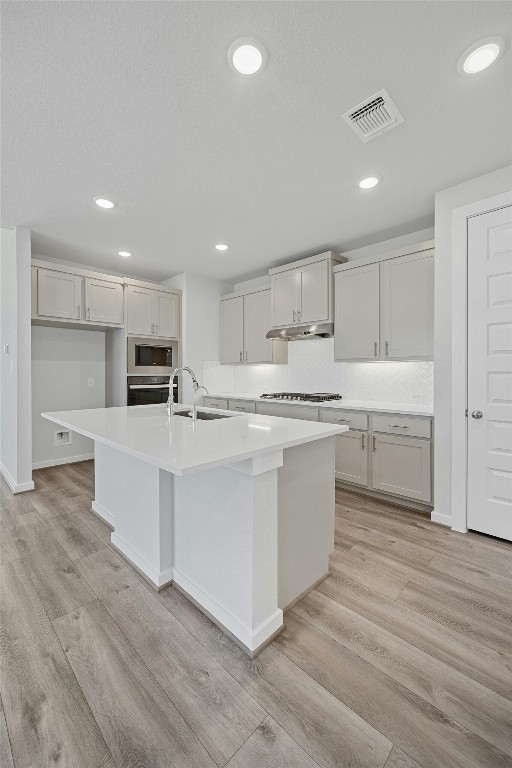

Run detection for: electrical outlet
[[87, 378, 94, 387], [54, 430, 72, 446]]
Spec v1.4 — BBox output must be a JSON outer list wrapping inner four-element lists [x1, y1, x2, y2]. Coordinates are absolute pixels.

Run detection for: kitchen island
[[43, 404, 346, 655]]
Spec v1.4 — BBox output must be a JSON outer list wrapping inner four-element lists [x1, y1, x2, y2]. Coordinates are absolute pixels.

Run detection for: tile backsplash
[[203, 338, 433, 404]]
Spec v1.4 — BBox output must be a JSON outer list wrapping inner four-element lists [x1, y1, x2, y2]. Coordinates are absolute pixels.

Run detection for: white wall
[[0, 227, 33, 492], [161, 272, 229, 402], [434, 165, 512, 525], [31, 326, 106, 468]]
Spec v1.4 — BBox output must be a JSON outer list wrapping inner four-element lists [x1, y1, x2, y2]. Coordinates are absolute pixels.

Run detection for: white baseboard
[[431, 511, 452, 527], [91, 500, 115, 528], [111, 531, 174, 589], [173, 567, 283, 652], [0, 463, 35, 494], [32, 453, 94, 470]]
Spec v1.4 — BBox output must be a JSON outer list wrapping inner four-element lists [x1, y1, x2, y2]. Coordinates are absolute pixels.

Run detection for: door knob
[[471, 410, 483, 419]]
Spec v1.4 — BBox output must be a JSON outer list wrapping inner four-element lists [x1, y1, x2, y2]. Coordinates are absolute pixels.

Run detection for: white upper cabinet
[[271, 271, 299, 327], [220, 296, 244, 363], [334, 248, 434, 361], [37, 268, 83, 320], [334, 264, 380, 360], [244, 289, 274, 363], [126, 286, 180, 337], [153, 290, 179, 338], [126, 285, 153, 335], [221, 289, 287, 365], [85, 277, 123, 325], [300, 260, 330, 323], [380, 251, 434, 360], [270, 252, 344, 328]]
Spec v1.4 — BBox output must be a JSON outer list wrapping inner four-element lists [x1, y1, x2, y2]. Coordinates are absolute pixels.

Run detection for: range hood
[[266, 322, 334, 341]]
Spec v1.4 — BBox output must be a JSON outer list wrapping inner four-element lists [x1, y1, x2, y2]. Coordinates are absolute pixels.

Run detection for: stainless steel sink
[[174, 410, 233, 421]]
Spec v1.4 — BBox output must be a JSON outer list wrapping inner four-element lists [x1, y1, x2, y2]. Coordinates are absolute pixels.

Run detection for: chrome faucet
[[167, 366, 199, 418], [191, 385, 209, 420]]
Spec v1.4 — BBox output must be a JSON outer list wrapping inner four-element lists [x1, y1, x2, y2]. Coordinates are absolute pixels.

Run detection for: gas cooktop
[[260, 392, 342, 403]]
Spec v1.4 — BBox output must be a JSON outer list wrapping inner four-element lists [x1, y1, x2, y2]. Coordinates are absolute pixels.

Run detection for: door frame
[[451, 191, 512, 532]]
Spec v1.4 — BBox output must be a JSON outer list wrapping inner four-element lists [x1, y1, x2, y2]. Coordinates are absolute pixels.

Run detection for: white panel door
[[271, 270, 299, 327], [381, 251, 434, 359], [467, 205, 512, 540], [335, 431, 368, 486], [126, 285, 153, 335], [244, 290, 273, 363], [220, 296, 244, 363], [300, 260, 329, 323], [85, 278, 123, 324], [371, 434, 431, 502], [334, 264, 380, 360], [37, 268, 82, 320], [153, 291, 179, 338]]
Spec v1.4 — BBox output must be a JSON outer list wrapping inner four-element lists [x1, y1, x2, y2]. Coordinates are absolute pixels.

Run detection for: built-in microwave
[[127, 337, 178, 376]]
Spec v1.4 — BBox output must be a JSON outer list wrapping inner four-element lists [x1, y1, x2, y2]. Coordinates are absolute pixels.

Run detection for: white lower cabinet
[[371, 433, 431, 503], [335, 431, 368, 487]]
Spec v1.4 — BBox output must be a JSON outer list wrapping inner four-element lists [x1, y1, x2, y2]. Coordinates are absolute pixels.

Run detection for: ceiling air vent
[[342, 89, 404, 143]]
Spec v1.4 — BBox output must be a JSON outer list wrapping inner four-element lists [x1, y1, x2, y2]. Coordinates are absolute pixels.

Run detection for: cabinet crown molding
[[269, 250, 346, 275]]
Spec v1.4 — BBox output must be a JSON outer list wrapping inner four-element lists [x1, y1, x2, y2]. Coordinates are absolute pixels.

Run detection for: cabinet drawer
[[321, 409, 368, 430], [256, 402, 319, 421], [372, 413, 431, 439], [228, 400, 256, 413], [204, 397, 228, 410]]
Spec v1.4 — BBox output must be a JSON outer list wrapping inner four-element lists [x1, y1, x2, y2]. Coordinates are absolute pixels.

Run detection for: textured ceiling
[[2, 1, 511, 281]]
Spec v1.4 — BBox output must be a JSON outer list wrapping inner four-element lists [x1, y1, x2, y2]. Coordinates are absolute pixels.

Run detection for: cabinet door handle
[[361, 434, 365, 450], [245, 351, 248, 362], [373, 435, 377, 452], [239, 351, 243, 362], [334, 419, 350, 423], [87, 307, 91, 320], [151, 323, 154, 334], [385, 341, 389, 356], [374, 341, 378, 357], [297, 309, 301, 321], [155, 325, 158, 336], [293, 310, 296, 322], [389, 424, 408, 429]]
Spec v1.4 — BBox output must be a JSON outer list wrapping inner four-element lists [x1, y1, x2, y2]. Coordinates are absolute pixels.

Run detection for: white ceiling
[[2, 1, 511, 282]]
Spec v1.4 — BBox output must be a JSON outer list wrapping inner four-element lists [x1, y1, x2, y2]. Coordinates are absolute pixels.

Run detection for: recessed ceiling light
[[458, 37, 504, 74], [215, 244, 229, 251], [93, 197, 117, 209], [228, 38, 266, 75], [118, 251, 131, 257], [358, 176, 381, 190]]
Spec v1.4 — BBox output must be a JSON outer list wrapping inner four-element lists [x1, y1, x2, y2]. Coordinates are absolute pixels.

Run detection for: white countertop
[[207, 393, 434, 417], [42, 405, 346, 476]]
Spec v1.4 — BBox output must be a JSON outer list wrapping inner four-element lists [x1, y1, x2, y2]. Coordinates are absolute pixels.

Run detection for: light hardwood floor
[[1, 462, 511, 768]]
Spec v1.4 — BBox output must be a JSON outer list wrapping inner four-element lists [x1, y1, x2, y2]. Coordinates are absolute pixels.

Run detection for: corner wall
[[434, 165, 512, 525], [161, 272, 230, 403], [0, 227, 33, 492], [31, 326, 106, 468]]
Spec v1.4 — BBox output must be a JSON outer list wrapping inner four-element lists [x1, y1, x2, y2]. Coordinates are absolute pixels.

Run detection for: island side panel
[[93, 441, 174, 588], [278, 436, 335, 610], [172, 453, 284, 655]]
